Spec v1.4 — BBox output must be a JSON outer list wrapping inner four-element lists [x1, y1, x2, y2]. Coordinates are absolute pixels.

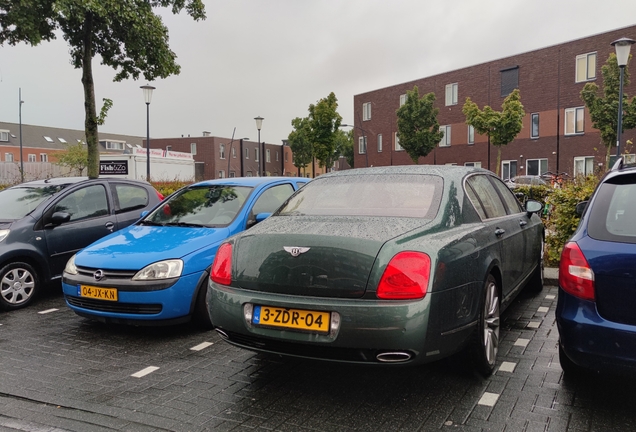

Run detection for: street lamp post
[[18, 88, 24, 183], [341, 123, 368, 168], [254, 116, 264, 176], [611, 37, 636, 158], [140, 85, 155, 181]]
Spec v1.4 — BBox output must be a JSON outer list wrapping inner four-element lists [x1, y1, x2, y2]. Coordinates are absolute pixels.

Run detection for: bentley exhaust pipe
[[376, 351, 412, 363]]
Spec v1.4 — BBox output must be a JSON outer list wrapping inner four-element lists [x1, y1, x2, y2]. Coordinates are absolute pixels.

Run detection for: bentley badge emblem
[[284, 246, 310, 257]]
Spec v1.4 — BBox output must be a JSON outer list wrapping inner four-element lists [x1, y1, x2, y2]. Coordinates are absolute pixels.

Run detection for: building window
[[445, 83, 458, 106], [574, 156, 595, 176], [0, 130, 8, 142], [43, 136, 54, 143], [362, 102, 371, 121], [218, 170, 225, 178], [465, 162, 482, 168], [245, 148, 249, 159], [255, 148, 259, 161], [40, 153, 48, 162], [229, 171, 236, 178], [502, 160, 517, 181], [468, 125, 475, 145], [220, 144, 225, 159], [191, 143, 197, 155], [399, 94, 407, 106], [166, 145, 172, 151], [58, 137, 67, 143], [358, 136, 367, 154], [526, 158, 548, 176], [501, 66, 519, 97], [377, 134, 383, 153], [276, 151, 279, 162], [5, 153, 13, 162], [285, 152, 288, 162], [246, 171, 253, 177], [104, 140, 124, 150], [394, 133, 403, 151], [232, 147, 236, 158], [565, 107, 585, 135], [439, 125, 451, 147], [28, 154, 36, 162], [266, 149, 271, 163], [576, 52, 597, 83], [531, 113, 539, 139]]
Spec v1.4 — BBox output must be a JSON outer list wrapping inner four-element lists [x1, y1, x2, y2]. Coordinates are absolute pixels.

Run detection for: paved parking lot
[[1, 276, 635, 432]]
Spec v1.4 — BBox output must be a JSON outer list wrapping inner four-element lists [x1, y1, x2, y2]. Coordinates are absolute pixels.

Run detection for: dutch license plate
[[78, 285, 118, 301], [252, 305, 330, 334]]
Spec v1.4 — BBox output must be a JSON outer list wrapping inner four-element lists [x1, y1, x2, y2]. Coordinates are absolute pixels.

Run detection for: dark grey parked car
[[0, 177, 163, 310]]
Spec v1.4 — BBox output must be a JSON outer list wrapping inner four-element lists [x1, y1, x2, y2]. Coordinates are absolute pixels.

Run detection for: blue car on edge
[[557, 157, 636, 376], [62, 176, 308, 327]]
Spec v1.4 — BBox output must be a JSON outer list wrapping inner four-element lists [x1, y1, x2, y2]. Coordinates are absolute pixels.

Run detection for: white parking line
[[545, 294, 556, 300], [498, 362, 516, 373], [38, 309, 58, 314], [190, 342, 213, 351], [527, 321, 541, 329], [478, 392, 500, 406], [537, 306, 549, 313], [514, 338, 530, 347], [131, 366, 159, 378]]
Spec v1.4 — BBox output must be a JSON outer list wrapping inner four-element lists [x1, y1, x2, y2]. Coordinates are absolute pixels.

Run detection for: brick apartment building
[[147, 133, 299, 181], [352, 24, 636, 179]]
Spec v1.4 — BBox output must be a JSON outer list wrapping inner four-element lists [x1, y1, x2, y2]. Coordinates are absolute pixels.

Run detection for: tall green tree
[[463, 89, 525, 176], [580, 53, 636, 168], [396, 86, 444, 164], [54, 141, 89, 175], [0, 0, 206, 179], [288, 116, 313, 175], [308, 92, 343, 169], [335, 128, 354, 168]]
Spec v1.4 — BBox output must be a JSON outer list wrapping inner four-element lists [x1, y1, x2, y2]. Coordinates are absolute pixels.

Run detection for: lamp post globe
[[254, 116, 264, 176], [611, 37, 636, 158]]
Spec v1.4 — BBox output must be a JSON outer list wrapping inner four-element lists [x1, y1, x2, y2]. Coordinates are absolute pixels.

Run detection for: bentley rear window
[[277, 174, 443, 218]]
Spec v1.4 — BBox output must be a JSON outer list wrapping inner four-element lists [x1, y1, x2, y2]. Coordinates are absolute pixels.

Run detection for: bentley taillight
[[377, 252, 430, 300], [211, 243, 233, 286]]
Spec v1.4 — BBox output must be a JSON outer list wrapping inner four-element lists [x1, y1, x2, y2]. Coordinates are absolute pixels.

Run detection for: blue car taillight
[[559, 241, 595, 301]]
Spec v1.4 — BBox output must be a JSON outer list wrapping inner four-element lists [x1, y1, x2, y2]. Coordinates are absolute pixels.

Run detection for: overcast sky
[[1, 0, 636, 145]]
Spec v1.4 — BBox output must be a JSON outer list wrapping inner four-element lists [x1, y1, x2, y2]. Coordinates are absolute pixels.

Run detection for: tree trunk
[[606, 143, 612, 172], [81, 12, 99, 179], [495, 146, 502, 177]]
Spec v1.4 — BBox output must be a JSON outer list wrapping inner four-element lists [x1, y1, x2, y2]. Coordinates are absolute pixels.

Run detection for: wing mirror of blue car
[[525, 200, 543, 215], [255, 212, 272, 223], [140, 210, 149, 218], [575, 201, 588, 217], [50, 211, 71, 225]]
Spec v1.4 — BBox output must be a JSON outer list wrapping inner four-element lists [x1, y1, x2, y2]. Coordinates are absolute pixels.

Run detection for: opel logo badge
[[93, 270, 104, 281], [284, 246, 310, 257]]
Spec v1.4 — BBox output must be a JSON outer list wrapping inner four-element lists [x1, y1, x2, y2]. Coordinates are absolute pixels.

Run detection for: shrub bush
[[151, 180, 192, 198]]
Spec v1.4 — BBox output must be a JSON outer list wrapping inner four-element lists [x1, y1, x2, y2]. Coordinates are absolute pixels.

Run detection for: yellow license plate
[[252, 305, 330, 334], [79, 285, 118, 301]]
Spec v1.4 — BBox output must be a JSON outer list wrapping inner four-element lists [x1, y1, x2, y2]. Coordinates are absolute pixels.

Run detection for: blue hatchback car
[[557, 158, 636, 375], [62, 176, 308, 327]]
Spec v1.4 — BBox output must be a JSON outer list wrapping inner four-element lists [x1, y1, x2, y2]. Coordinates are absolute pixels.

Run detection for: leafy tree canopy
[[288, 116, 314, 175], [580, 53, 636, 167], [307, 92, 343, 169], [335, 128, 354, 168], [463, 89, 525, 175], [0, 0, 206, 179], [54, 141, 88, 176], [396, 86, 444, 164]]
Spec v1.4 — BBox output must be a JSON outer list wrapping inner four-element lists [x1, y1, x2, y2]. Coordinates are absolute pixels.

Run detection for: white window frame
[[565, 107, 585, 135], [399, 94, 407, 106], [40, 153, 48, 162], [445, 83, 458, 106], [5, 153, 13, 162], [266, 149, 271, 163], [166, 145, 172, 151], [465, 162, 482, 168], [439, 125, 451, 147], [191, 143, 197, 155], [526, 158, 548, 176], [276, 151, 279, 162], [220, 144, 225, 159], [377, 134, 383, 153], [43, 136, 54, 143], [362, 102, 371, 121], [394, 133, 403, 151], [0, 130, 8, 142], [218, 170, 225, 178], [28, 154, 36, 162], [574, 156, 596, 176], [255, 148, 259, 162], [502, 160, 517, 181], [467, 125, 474, 145], [576, 52, 597, 83], [105, 140, 125, 150], [531, 113, 540, 139], [358, 136, 367, 154], [245, 148, 249, 159], [229, 171, 236, 178], [232, 147, 237, 158]]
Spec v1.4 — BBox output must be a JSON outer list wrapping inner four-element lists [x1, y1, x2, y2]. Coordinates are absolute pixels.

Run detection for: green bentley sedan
[[207, 165, 544, 376]]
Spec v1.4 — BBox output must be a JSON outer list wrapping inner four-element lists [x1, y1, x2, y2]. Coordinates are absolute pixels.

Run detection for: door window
[[251, 184, 295, 218], [54, 185, 108, 222], [490, 177, 523, 214], [113, 184, 149, 213], [466, 175, 507, 219]]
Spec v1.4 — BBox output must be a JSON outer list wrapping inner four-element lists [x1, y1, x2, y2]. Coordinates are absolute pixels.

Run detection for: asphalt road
[[0, 279, 635, 432]]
